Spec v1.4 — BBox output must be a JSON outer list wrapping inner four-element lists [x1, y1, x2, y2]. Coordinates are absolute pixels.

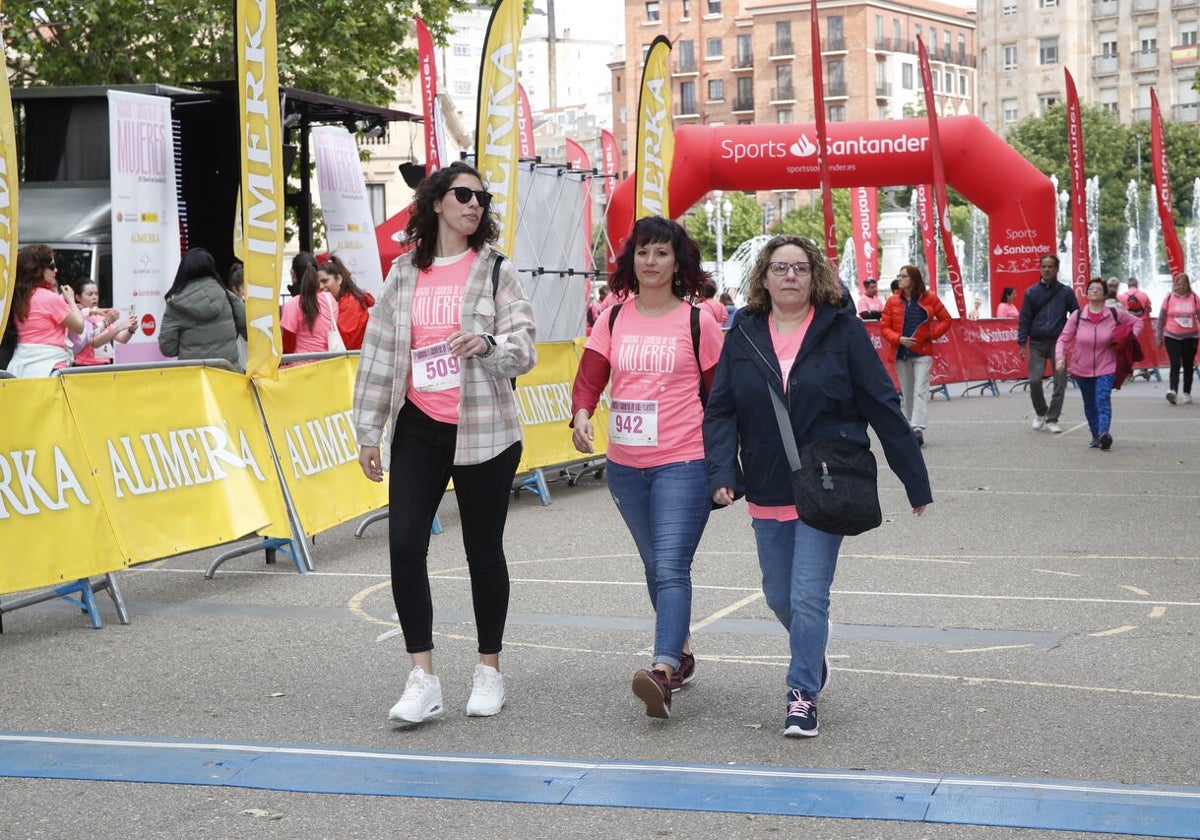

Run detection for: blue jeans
[[1074, 373, 1115, 440], [751, 517, 844, 695], [606, 459, 711, 670]]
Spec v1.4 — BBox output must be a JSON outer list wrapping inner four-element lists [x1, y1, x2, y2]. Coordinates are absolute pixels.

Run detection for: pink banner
[[416, 19, 441, 173], [565, 138, 593, 267], [1065, 69, 1090, 299], [1151, 89, 1185, 278], [809, 0, 838, 268], [600, 129, 618, 202], [916, 184, 938, 291], [851, 187, 878, 289], [917, 37, 965, 317], [517, 84, 536, 159]]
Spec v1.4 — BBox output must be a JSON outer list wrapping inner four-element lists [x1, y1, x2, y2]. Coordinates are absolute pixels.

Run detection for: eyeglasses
[[767, 261, 812, 277], [445, 186, 492, 209], [47, 262, 58, 270]]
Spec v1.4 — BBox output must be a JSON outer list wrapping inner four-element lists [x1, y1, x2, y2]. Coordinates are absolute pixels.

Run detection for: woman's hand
[[712, 487, 735, 506], [1055, 359, 1066, 372], [898, 336, 916, 348], [912, 505, 927, 516], [358, 446, 384, 482], [571, 410, 594, 454], [447, 329, 489, 358]]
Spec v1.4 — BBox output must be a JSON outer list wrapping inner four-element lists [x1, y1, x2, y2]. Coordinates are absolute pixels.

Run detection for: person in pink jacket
[[1056, 278, 1143, 450]]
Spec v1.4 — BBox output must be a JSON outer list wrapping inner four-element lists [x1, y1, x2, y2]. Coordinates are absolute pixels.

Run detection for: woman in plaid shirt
[[353, 161, 537, 726]]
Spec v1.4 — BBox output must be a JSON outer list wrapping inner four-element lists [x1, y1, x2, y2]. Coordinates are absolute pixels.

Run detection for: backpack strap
[[607, 302, 707, 406]]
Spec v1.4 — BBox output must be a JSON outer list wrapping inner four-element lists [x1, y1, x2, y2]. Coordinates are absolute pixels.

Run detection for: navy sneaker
[[632, 669, 672, 719], [783, 688, 818, 737], [1099, 433, 1113, 451], [670, 652, 696, 693]]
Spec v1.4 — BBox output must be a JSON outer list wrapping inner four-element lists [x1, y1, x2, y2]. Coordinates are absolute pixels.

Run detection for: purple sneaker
[[670, 652, 696, 693], [632, 668, 672, 719]]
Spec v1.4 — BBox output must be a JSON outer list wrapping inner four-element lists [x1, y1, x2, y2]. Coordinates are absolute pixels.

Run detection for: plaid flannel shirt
[[353, 244, 537, 467]]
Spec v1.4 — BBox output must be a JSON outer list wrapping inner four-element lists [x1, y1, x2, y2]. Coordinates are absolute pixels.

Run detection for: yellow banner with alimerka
[[0, 379, 124, 595], [475, 0, 526, 258], [253, 356, 387, 537], [237, 0, 285, 380]]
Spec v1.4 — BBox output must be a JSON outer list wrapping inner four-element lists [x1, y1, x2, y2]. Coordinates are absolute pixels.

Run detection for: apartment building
[[976, 0, 1199, 133], [611, 0, 977, 192]]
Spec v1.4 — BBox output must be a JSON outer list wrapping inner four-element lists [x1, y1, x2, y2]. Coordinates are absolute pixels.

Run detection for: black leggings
[[387, 400, 522, 655], [1164, 336, 1198, 394]]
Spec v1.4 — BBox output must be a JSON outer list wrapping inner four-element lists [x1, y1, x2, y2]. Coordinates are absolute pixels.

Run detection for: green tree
[[681, 190, 764, 262], [1006, 103, 1200, 276], [1, 0, 471, 107], [772, 189, 852, 250]]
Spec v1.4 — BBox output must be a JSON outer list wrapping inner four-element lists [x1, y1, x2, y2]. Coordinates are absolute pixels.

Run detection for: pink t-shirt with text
[[748, 309, 815, 522], [17, 286, 71, 347], [584, 299, 723, 469], [281, 291, 338, 352], [406, 251, 472, 424]]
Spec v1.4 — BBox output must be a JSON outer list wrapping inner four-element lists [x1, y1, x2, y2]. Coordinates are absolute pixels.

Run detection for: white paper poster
[[107, 90, 180, 363], [312, 126, 384, 296]]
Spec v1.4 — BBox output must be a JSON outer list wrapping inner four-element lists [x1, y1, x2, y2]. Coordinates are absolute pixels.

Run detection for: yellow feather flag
[[237, 0, 285, 378], [475, 0, 526, 257], [634, 35, 674, 220], [0, 0, 19, 338]]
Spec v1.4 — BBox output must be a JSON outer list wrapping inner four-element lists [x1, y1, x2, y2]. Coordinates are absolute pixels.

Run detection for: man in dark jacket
[[1016, 254, 1079, 434]]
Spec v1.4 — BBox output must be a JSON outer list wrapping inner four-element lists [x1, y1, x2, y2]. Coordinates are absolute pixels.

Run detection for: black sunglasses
[[445, 186, 492, 209], [48, 262, 58, 270]]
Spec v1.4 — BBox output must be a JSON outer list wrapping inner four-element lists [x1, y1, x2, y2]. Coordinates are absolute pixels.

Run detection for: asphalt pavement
[[2, 375, 1198, 839]]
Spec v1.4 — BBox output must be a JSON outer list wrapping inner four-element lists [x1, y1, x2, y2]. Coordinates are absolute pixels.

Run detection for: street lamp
[[705, 191, 733, 291]]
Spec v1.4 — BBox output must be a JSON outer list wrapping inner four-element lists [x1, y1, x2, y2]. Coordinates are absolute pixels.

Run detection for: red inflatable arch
[[608, 116, 1056, 307]]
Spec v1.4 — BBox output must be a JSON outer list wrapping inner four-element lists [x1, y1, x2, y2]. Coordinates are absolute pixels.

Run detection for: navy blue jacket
[[703, 303, 932, 509], [1017, 279, 1079, 345]]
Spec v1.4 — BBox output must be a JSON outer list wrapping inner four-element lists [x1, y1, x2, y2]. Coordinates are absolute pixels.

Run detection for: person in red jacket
[[317, 255, 375, 350], [879, 265, 952, 447]]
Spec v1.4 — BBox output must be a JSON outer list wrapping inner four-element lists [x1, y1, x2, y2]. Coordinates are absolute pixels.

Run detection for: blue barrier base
[[0, 573, 130, 632]]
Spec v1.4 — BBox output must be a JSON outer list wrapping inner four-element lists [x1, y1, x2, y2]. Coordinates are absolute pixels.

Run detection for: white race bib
[[1176, 315, 1194, 329], [608, 399, 659, 446], [411, 342, 462, 392]]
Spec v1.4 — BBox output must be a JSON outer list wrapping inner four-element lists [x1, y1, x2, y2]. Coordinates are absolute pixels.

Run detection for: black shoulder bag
[[768, 387, 881, 536]]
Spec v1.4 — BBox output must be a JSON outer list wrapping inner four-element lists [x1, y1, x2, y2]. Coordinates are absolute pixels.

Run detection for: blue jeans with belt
[[605, 459, 711, 670]]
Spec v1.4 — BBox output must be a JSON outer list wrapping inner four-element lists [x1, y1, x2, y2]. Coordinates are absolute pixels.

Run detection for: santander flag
[[851, 187, 878, 289], [416, 20, 442, 174], [1150, 89, 1185, 278], [517, 84, 536, 159], [808, 0, 837, 268], [1064, 69, 1090, 298], [600, 129, 619, 202]]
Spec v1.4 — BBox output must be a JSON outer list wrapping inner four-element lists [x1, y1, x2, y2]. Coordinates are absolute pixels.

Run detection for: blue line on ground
[[1, 732, 1198, 838]]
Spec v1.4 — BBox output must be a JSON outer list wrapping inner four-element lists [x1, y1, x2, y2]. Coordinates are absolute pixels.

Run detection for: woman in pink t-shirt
[[3, 244, 84, 377], [281, 264, 339, 357], [1155, 272, 1199, 405], [67, 280, 137, 366], [571, 216, 724, 720], [995, 286, 1020, 319]]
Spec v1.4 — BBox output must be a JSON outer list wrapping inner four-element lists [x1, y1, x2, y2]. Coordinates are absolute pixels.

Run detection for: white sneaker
[[1184, 394, 1193, 405], [466, 664, 505, 717], [1031, 415, 1046, 430], [389, 667, 443, 724], [1045, 422, 1063, 434]]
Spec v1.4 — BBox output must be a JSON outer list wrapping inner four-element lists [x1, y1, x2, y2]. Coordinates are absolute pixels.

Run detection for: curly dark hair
[[405, 161, 499, 270], [609, 216, 709, 300], [744, 236, 841, 315]]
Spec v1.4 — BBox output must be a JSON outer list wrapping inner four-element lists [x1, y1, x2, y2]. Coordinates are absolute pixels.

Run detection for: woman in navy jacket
[[703, 235, 932, 738]]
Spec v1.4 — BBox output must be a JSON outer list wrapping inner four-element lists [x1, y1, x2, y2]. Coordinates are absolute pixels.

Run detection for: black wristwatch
[[479, 333, 497, 357]]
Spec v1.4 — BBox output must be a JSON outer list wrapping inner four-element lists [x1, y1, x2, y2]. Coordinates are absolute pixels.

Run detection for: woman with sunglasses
[[879, 265, 952, 447], [3, 244, 85, 377], [353, 160, 537, 726], [704, 236, 930, 738], [570, 215, 724, 720]]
